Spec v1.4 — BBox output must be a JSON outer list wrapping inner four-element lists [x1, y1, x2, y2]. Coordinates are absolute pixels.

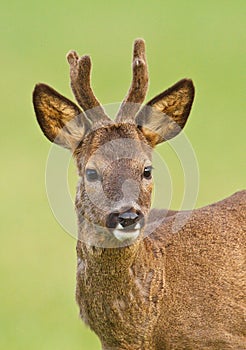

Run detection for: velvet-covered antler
[[67, 51, 110, 124], [116, 39, 149, 122]]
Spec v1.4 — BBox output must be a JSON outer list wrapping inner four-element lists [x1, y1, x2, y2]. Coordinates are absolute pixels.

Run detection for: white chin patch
[[113, 223, 141, 242]]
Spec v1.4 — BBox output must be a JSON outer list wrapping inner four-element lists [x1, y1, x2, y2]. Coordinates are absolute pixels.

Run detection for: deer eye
[[85, 169, 99, 181], [143, 166, 153, 180]]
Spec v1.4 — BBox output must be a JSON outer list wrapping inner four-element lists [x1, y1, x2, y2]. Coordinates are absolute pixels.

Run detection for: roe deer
[[33, 39, 245, 350]]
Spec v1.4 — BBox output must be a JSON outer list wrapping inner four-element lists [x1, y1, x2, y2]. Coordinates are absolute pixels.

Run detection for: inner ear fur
[[33, 83, 90, 150], [136, 79, 195, 147]]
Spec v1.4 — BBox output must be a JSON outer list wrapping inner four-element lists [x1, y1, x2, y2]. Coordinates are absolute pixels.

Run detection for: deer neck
[[76, 220, 141, 275]]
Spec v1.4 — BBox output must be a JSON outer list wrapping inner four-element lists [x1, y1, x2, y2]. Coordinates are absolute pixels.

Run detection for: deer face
[[74, 123, 153, 244], [33, 39, 194, 247]]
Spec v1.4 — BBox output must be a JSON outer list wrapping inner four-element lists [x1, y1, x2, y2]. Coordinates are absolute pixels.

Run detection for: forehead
[[75, 123, 152, 166]]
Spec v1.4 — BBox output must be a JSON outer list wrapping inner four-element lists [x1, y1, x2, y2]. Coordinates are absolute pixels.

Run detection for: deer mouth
[[106, 209, 145, 242], [112, 222, 143, 242]]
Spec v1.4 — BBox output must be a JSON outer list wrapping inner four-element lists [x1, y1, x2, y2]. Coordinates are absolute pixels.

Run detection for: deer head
[[33, 39, 194, 248]]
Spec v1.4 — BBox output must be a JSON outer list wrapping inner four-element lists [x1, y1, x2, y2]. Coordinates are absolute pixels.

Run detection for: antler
[[116, 39, 149, 122], [67, 51, 110, 124]]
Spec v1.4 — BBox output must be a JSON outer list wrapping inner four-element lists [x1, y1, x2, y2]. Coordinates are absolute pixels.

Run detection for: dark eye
[[85, 169, 99, 181], [143, 166, 153, 180]]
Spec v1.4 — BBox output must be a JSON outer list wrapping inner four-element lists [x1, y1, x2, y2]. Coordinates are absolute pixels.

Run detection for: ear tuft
[[136, 79, 195, 146], [33, 83, 90, 150]]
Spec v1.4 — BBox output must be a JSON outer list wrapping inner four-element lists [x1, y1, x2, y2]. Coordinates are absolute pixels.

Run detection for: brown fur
[[33, 39, 246, 350], [76, 191, 245, 350]]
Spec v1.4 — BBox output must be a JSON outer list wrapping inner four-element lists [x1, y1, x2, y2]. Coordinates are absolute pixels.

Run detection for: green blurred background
[[1, 1, 245, 349]]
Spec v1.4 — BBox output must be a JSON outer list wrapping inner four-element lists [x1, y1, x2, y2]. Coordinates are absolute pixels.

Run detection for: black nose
[[106, 208, 144, 230]]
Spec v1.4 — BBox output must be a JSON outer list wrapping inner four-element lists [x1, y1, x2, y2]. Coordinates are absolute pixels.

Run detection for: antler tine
[[116, 39, 149, 122], [67, 51, 110, 123]]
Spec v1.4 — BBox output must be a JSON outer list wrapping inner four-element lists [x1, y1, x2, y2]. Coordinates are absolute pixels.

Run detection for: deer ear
[[135, 79, 194, 147], [33, 83, 90, 150]]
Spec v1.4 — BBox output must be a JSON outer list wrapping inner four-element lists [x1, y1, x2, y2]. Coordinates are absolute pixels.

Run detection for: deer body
[[33, 39, 246, 349], [75, 181, 245, 350]]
